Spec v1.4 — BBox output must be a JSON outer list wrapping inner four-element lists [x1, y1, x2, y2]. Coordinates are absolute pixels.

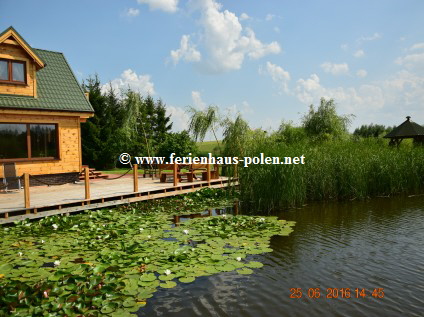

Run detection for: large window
[[0, 123, 58, 160], [0, 59, 26, 84]]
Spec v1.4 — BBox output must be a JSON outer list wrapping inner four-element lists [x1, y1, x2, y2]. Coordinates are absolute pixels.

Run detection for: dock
[[0, 175, 237, 224]]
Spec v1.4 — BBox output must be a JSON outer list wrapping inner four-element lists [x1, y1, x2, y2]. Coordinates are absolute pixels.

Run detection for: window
[[0, 123, 59, 160], [0, 59, 26, 84]]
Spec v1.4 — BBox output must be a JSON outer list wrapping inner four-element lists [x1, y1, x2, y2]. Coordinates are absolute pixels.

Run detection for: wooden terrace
[[0, 165, 237, 224]]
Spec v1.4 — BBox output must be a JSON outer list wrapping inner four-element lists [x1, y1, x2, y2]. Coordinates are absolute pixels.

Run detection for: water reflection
[[139, 196, 424, 317]]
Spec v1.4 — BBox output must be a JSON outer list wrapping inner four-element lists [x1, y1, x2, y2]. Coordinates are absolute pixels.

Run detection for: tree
[[222, 115, 250, 157], [302, 98, 353, 140], [154, 98, 173, 145], [187, 105, 221, 151], [156, 131, 197, 159], [277, 121, 308, 144], [353, 124, 395, 138]]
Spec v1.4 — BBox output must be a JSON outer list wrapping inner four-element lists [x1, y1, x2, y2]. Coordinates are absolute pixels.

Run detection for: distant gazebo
[[383, 116, 424, 146]]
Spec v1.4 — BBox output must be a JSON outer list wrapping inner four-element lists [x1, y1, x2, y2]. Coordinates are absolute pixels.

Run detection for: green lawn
[[197, 141, 220, 155]]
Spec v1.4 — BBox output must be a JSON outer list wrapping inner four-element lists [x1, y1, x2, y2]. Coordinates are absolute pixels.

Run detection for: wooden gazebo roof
[[384, 116, 424, 139]]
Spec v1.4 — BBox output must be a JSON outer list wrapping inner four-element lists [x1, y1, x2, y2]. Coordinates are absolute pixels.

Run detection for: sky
[[1, 0, 424, 137]]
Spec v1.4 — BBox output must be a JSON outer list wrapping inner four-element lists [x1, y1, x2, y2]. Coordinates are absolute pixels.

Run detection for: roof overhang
[[0, 26, 45, 69]]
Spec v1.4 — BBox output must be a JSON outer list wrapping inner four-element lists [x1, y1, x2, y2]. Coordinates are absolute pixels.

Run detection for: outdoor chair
[[1, 162, 22, 192]]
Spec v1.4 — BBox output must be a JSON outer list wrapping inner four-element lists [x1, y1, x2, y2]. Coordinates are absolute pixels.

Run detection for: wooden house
[[0, 26, 94, 186]]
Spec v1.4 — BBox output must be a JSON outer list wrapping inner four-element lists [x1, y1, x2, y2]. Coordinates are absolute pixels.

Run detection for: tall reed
[[239, 138, 424, 213]]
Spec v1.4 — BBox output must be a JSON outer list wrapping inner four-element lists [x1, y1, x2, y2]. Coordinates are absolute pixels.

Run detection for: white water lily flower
[[236, 257, 242, 261], [139, 228, 144, 231], [183, 229, 189, 235], [147, 235, 151, 239], [109, 210, 112, 212], [52, 224, 58, 230], [73, 225, 79, 228], [25, 223, 31, 227], [4, 228, 9, 231], [18, 252, 23, 257], [259, 218, 265, 222], [41, 240, 45, 244], [222, 214, 227, 218], [54, 260, 61, 267], [164, 269, 171, 275]]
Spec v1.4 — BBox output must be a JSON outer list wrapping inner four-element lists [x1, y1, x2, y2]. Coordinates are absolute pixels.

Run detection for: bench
[[160, 172, 194, 183]]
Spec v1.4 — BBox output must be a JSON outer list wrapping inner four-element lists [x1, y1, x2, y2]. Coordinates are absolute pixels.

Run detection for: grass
[[239, 138, 424, 213], [197, 141, 221, 156]]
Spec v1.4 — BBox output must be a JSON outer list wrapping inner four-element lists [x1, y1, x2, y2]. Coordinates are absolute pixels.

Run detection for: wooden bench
[[160, 172, 194, 183]]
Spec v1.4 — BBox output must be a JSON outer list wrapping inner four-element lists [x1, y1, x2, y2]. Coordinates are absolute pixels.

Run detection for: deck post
[[133, 164, 139, 193], [207, 163, 211, 184], [173, 163, 178, 186], [84, 167, 90, 201], [215, 163, 219, 178], [24, 173, 30, 209]]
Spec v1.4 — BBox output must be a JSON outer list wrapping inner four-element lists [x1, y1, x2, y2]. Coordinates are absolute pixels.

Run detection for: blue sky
[[1, 0, 424, 136]]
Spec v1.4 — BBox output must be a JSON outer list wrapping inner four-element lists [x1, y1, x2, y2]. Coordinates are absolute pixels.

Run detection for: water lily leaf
[[101, 303, 117, 314], [159, 274, 175, 281], [179, 276, 195, 283], [160, 281, 177, 288], [245, 261, 264, 268], [139, 272, 156, 282], [237, 268, 254, 275]]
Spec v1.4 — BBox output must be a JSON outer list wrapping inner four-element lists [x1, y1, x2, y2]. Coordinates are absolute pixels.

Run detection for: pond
[[140, 196, 424, 317]]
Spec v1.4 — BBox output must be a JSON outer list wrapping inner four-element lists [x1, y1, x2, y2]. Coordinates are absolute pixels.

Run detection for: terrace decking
[[0, 175, 237, 224]]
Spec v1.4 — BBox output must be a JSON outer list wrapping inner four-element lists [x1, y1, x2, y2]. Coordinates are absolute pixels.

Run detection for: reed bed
[[239, 139, 424, 213]]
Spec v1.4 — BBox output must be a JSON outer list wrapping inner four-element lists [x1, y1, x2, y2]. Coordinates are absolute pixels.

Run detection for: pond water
[[139, 196, 424, 317]]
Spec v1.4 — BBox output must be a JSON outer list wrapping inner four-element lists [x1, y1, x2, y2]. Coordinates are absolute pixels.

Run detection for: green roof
[[0, 48, 94, 113]]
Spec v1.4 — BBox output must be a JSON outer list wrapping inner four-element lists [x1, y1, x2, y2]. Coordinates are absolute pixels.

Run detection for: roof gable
[[0, 48, 94, 113], [0, 26, 45, 69]]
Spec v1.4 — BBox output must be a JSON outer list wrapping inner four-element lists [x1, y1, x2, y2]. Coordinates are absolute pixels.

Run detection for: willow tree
[[187, 105, 222, 151], [222, 115, 250, 157], [302, 97, 353, 141]]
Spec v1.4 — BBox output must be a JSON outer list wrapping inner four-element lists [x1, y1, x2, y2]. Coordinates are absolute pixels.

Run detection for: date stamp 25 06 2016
[[289, 288, 385, 299]]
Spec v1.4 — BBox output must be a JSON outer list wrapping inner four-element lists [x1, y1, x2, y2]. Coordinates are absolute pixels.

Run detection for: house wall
[[0, 112, 82, 178], [0, 42, 37, 97]]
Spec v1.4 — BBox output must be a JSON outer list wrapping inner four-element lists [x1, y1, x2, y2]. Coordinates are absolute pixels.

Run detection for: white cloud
[[265, 14, 275, 21], [357, 32, 381, 43], [137, 0, 178, 13], [395, 52, 424, 72], [174, 0, 281, 72], [341, 44, 348, 51], [356, 69, 368, 78], [125, 8, 140, 17], [274, 27, 280, 33], [166, 106, 190, 131], [353, 49, 364, 58], [170, 35, 201, 64], [320, 62, 349, 75], [191, 91, 206, 110], [295, 68, 424, 119], [260, 61, 290, 93], [102, 69, 155, 96], [410, 43, 424, 51], [295, 73, 384, 112], [240, 13, 250, 21], [225, 101, 254, 119]]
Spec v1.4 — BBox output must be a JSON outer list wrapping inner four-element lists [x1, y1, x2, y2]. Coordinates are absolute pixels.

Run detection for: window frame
[[0, 123, 60, 162], [0, 59, 27, 85]]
